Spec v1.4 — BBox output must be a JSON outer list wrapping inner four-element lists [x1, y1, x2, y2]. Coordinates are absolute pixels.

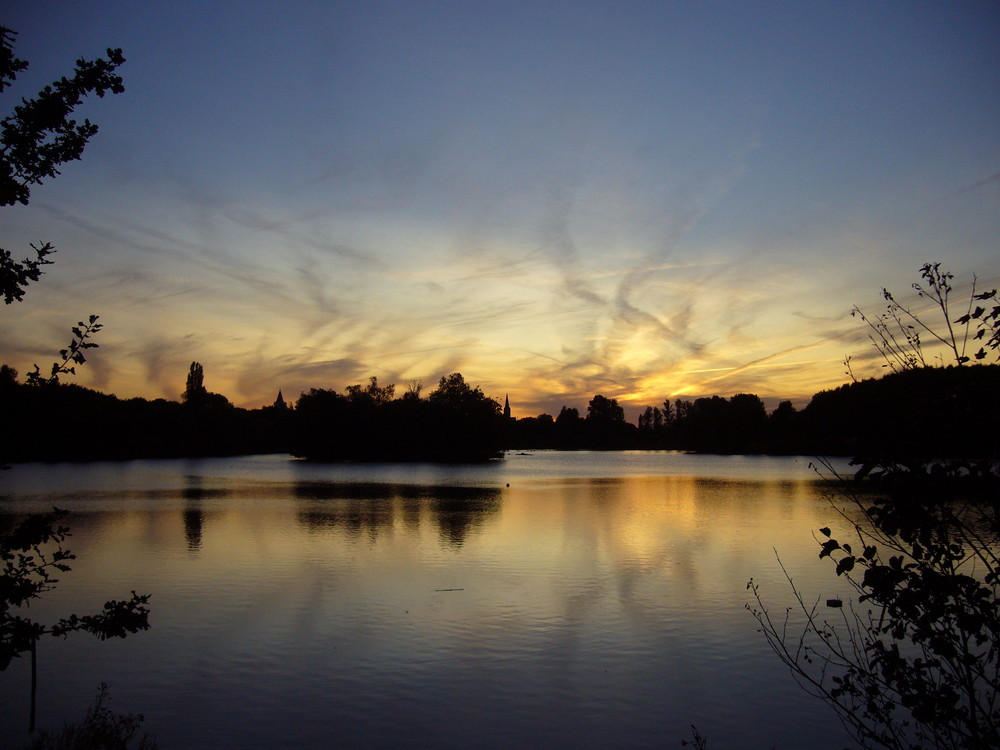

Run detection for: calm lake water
[[0, 452, 859, 749]]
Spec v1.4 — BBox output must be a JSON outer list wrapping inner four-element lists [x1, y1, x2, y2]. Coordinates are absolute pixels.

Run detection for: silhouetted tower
[[274, 390, 287, 410], [503, 394, 512, 420]]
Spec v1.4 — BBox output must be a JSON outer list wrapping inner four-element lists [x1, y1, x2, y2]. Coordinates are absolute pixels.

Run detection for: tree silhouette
[[586, 394, 624, 424], [584, 394, 632, 449], [553, 406, 584, 448], [0, 26, 125, 304], [24, 315, 103, 386], [850, 262, 999, 375], [181, 361, 230, 410], [346, 376, 395, 405], [425, 373, 504, 460], [0, 27, 150, 735], [293, 373, 503, 461], [182, 361, 206, 405], [1, 510, 150, 732], [750, 264, 1000, 749]]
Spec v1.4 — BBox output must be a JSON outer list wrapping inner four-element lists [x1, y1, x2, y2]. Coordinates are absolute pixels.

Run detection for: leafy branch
[[0, 241, 54, 305], [750, 460, 1000, 750], [1, 508, 151, 732], [25, 315, 103, 385], [0, 24, 125, 304], [0, 26, 125, 207], [850, 262, 1000, 374]]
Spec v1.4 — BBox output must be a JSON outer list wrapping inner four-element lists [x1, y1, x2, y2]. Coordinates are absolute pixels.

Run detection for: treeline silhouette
[[509, 365, 1000, 456], [1, 377, 291, 461], [292, 373, 503, 461], [2, 361, 998, 462], [0, 366, 502, 462]]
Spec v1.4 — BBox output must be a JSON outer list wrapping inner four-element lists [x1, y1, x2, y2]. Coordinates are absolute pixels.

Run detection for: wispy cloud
[[2, 1, 995, 416]]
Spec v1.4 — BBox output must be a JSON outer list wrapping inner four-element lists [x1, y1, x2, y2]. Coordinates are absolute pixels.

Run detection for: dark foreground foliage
[[749, 460, 1000, 749], [1, 509, 151, 731], [0, 509, 151, 667], [748, 264, 1000, 750], [0, 21, 153, 740], [1, 25, 125, 304], [24, 683, 157, 750]]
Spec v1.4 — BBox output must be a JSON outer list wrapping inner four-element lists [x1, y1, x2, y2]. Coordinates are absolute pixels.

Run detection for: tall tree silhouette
[[182, 361, 206, 405]]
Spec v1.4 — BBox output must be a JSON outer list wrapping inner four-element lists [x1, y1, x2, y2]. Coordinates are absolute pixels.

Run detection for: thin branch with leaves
[[749, 459, 1000, 750], [25, 315, 102, 386], [848, 262, 1000, 374]]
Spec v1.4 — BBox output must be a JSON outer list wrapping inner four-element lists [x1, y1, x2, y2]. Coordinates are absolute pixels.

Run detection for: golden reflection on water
[[51, 473, 837, 600], [0, 457, 855, 750]]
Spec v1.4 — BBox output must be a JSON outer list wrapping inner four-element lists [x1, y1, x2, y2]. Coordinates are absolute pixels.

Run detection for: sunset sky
[[2, 1, 998, 417]]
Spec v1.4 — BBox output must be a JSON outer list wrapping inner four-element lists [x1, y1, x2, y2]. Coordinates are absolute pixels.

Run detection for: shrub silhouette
[[749, 264, 1000, 750]]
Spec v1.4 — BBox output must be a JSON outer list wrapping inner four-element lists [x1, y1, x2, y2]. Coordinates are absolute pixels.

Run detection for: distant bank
[[2, 366, 997, 464]]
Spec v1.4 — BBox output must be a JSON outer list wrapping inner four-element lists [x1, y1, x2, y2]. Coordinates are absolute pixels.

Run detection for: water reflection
[[181, 475, 233, 553], [294, 481, 502, 547], [0, 454, 856, 750], [431, 489, 501, 547], [183, 475, 205, 552]]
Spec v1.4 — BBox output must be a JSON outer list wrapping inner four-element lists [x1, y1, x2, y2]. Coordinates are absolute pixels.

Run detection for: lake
[[0, 451, 859, 749]]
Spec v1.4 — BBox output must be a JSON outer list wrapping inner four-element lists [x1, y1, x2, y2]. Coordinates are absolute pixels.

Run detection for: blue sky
[[2, 1, 998, 416]]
